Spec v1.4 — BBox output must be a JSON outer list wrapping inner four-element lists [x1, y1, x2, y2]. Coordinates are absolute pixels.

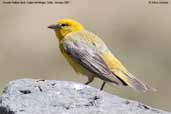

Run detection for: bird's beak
[[48, 24, 61, 30]]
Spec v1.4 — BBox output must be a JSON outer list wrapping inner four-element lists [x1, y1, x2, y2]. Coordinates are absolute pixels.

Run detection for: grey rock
[[0, 78, 170, 114]]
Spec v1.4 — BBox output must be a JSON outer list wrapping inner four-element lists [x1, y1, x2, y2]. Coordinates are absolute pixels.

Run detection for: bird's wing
[[62, 37, 127, 86], [63, 31, 156, 92]]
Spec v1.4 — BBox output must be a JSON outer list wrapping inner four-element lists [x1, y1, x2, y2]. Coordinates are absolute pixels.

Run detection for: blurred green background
[[0, 0, 171, 111]]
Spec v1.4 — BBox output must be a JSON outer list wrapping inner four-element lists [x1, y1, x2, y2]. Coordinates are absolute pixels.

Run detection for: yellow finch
[[48, 19, 155, 92]]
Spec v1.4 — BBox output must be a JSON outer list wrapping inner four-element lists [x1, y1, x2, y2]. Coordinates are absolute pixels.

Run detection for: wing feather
[[63, 39, 126, 85], [62, 31, 156, 92]]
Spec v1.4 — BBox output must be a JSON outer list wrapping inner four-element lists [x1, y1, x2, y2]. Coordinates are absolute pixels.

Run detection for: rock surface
[[0, 79, 170, 114]]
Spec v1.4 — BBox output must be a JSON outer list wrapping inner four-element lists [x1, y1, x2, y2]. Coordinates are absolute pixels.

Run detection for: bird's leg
[[84, 76, 94, 85], [100, 81, 106, 91]]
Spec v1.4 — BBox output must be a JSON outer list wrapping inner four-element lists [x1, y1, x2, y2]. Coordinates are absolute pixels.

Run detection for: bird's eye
[[61, 24, 69, 27]]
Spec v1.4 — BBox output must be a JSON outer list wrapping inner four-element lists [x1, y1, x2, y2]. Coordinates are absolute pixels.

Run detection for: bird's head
[[48, 19, 84, 40]]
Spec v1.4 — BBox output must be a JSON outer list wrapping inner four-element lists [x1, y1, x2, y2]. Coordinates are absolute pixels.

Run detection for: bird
[[48, 19, 156, 92]]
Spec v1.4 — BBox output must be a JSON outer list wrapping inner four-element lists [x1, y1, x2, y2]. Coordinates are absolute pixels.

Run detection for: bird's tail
[[113, 70, 156, 92]]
